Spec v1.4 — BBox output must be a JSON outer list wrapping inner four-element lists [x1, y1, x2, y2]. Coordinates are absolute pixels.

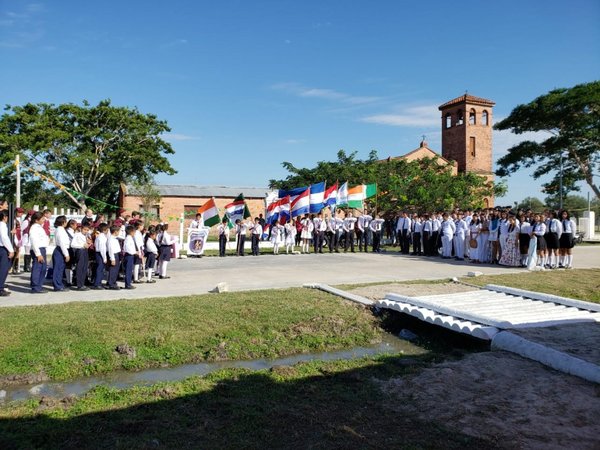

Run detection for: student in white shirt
[[144, 228, 159, 282], [132, 221, 145, 283], [440, 213, 456, 259], [158, 223, 174, 278], [235, 219, 248, 257], [107, 225, 122, 290], [251, 217, 263, 256], [270, 220, 284, 255], [217, 218, 229, 257], [284, 220, 297, 254], [369, 214, 385, 253], [51, 216, 71, 292], [28, 211, 49, 293], [559, 210, 577, 269], [0, 211, 15, 296], [453, 212, 468, 260], [92, 223, 109, 290], [300, 215, 314, 254], [342, 211, 357, 253], [122, 225, 137, 288], [71, 224, 91, 290]]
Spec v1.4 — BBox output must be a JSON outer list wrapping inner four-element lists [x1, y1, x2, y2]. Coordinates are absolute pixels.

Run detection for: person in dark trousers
[[92, 223, 109, 290], [71, 224, 91, 291], [122, 225, 137, 289], [217, 217, 228, 257], [51, 215, 70, 292], [0, 211, 15, 296], [28, 211, 49, 293]]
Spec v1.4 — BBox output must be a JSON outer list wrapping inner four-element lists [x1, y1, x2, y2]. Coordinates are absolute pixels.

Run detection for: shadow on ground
[[0, 355, 502, 449]]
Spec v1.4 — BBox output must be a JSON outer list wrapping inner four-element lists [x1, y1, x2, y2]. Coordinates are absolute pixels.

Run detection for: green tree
[[0, 100, 176, 211], [130, 179, 163, 221], [515, 196, 546, 211], [270, 150, 497, 213], [494, 80, 600, 200], [545, 194, 588, 214]]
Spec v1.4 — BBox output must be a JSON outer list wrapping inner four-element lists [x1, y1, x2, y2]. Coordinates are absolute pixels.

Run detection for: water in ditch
[[0, 333, 424, 403]]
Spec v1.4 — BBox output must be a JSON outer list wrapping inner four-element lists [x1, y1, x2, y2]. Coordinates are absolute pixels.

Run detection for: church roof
[[438, 94, 495, 110], [382, 140, 455, 166]]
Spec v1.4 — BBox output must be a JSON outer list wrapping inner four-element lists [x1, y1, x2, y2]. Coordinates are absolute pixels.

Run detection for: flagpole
[[375, 182, 378, 216]]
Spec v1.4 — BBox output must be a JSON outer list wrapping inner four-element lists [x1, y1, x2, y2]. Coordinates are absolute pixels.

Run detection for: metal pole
[[15, 154, 21, 208], [559, 152, 563, 210]]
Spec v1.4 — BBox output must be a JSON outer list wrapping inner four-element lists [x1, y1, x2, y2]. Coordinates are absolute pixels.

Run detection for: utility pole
[[15, 154, 21, 208], [559, 152, 564, 210]]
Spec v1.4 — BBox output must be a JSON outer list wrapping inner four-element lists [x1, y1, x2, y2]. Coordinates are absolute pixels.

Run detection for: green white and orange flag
[[197, 197, 220, 227], [347, 183, 377, 209]]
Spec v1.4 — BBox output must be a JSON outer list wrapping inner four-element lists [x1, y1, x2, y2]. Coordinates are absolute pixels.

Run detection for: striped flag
[[279, 196, 291, 223], [291, 188, 310, 217], [278, 186, 308, 203], [309, 182, 325, 213], [336, 181, 348, 207], [224, 193, 251, 223], [324, 182, 338, 208], [197, 198, 220, 227], [347, 185, 364, 209]]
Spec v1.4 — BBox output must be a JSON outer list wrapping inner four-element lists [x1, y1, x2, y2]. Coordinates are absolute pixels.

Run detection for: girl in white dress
[[300, 215, 314, 254], [284, 221, 296, 254], [270, 220, 284, 254], [469, 215, 481, 263]]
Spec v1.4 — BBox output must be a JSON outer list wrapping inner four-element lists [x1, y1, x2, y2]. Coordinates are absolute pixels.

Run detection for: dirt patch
[[348, 282, 477, 300], [115, 343, 137, 359], [512, 322, 600, 366], [380, 351, 600, 449], [0, 372, 49, 386]]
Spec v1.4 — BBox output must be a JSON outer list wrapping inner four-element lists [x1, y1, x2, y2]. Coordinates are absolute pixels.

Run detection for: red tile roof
[[438, 94, 495, 110]]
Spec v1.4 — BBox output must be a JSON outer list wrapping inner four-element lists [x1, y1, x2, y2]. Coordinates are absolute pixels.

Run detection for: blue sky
[[2, 0, 599, 206]]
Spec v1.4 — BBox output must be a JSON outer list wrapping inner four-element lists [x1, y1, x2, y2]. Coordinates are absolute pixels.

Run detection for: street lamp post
[[559, 152, 564, 210]]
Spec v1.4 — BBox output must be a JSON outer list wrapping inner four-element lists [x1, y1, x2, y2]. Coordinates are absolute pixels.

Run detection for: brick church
[[386, 93, 496, 207]]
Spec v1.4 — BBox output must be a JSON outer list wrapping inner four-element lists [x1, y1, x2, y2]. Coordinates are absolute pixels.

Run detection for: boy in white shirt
[[107, 225, 122, 290]]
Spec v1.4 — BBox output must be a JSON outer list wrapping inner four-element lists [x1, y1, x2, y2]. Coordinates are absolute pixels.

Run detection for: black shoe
[[32, 289, 49, 294], [147, 280, 156, 283], [0, 290, 10, 296], [159, 276, 171, 279], [76, 286, 90, 291], [90, 286, 104, 290], [107, 286, 121, 290], [125, 286, 136, 290], [53, 288, 70, 292], [133, 280, 144, 284]]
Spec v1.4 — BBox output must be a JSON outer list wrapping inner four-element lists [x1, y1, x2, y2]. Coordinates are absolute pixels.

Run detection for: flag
[[291, 188, 310, 217], [336, 182, 348, 207], [324, 182, 338, 208], [224, 193, 251, 223], [262, 223, 270, 240], [197, 198, 220, 227], [279, 195, 291, 224], [347, 185, 364, 209], [364, 183, 377, 199], [309, 182, 325, 213], [278, 186, 308, 203], [266, 197, 282, 224]]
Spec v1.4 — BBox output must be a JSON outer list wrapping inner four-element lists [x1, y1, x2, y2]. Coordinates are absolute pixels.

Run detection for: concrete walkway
[[1, 246, 598, 308]]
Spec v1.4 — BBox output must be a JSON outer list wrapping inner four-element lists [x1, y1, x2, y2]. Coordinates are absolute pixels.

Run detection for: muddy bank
[[381, 351, 600, 449]]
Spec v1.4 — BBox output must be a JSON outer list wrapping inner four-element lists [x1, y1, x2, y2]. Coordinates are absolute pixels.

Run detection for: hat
[[16, 207, 25, 213]]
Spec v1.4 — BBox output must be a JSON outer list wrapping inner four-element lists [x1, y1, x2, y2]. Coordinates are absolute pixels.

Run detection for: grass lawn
[[461, 268, 600, 303], [0, 355, 497, 450], [0, 288, 380, 382]]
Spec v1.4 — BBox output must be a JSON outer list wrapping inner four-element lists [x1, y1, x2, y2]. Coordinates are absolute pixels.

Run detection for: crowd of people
[[0, 200, 580, 297], [218, 206, 578, 271], [0, 205, 176, 295]]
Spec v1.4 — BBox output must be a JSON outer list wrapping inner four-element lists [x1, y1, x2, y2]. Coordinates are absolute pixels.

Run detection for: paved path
[[1, 246, 599, 308]]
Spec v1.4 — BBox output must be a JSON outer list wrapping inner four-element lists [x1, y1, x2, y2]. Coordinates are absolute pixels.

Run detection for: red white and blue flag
[[309, 182, 325, 213], [291, 188, 310, 217], [224, 194, 251, 223], [324, 182, 338, 209]]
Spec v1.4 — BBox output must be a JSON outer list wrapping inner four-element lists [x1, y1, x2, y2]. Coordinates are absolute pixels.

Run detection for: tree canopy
[[0, 99, 176, 210], [269, 150, 500, 214], [494, 80, 600, 200]]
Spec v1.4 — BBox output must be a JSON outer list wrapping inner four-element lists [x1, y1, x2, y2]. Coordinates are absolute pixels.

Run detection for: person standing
[[190, 213, 204, 230], [396, 212, 411, 255], [28, 211, 49, 293], [453, 212, 468, 261], [51, 215, 70, 292], [359, 210, 372, 252], [157, 223, 174, 278], [144, 229, 159, 283], [284, 220, 296, 254], [251, 217, 262, 256], [123, 225, 137, 289], [300, 215, 313, 254], [71, 224, 91, 291], [235, 219, 248, 256], [217, 217, 229, 257], [106, 225, 122, 290], [440, 213, 456, 259], [369, 214, 385, 253], [271, 220, 284, 255], [411, 214, 422, 256], [0, 211, 15, 296], [343, 211, 357, 252], [559, 210, 577, 269], [91, 223, 109, 289]]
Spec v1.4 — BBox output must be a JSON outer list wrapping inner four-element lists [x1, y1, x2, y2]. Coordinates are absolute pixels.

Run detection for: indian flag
[[197, 198, 220, 227], [347, 184, 377, 209]]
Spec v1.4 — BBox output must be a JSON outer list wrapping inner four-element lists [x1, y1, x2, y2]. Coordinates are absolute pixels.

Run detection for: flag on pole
[[347, 185, 365, 209], [363, 183, 377, 199], [278, 186, 308, 203], [324, 182, 338, 208], [279, 195, 291, 223], [336, 181, 348, 207], [291, 188, 310, 217], [224, 193, 251, 223], [197, 198, 220, 227], [309, 182, 325, 213]]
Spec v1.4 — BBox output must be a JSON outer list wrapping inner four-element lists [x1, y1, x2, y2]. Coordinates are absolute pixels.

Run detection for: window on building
[[184, 205, 202, 220], [139, 204, 160, 220], [445, 113, 452, 129], [469, 109, 476, 125], [482, 110, 489, 126], [469, 136, 476, 157], [457, 109, 464, 125]]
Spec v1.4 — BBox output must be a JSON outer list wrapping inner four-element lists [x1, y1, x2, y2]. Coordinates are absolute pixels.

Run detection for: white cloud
[[159, 39, 188, 49], [492, 120, 552, 158], [271, 82, 381, 106], [360, 104, 440, 127]]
